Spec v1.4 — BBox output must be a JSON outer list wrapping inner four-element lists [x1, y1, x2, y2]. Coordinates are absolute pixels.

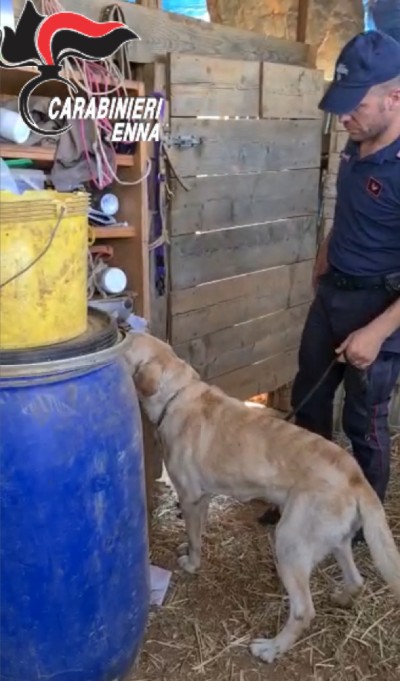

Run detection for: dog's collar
[[156, 385, 187, 429]]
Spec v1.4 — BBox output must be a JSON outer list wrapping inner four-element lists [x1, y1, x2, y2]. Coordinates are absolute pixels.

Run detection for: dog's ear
[[134, 362, 162, 397]]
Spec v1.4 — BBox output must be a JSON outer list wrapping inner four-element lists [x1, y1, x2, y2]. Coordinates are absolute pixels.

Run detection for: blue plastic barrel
[[0, 319, 150, 681]]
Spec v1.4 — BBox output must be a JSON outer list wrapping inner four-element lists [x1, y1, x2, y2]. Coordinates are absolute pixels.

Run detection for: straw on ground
[[129, 435, 400, 681]]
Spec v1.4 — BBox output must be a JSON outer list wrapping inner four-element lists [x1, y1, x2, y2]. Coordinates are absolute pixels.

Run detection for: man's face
[[339, 83, 400, 142]]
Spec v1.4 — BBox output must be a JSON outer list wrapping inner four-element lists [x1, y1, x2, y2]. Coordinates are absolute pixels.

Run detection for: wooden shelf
[[0, 143, 134, 167], [0, 66, 149, 325], [93, 225, 137, 239]]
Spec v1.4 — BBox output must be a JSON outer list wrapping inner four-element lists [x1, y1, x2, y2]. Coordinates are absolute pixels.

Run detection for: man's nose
[[338, 113, 352, 124]]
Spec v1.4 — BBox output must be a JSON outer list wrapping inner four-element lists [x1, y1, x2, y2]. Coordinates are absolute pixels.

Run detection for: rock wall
[[207, 0, 363, 78]]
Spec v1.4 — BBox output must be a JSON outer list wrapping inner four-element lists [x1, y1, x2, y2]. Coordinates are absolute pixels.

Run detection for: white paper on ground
[[150, 564, 172, 606]]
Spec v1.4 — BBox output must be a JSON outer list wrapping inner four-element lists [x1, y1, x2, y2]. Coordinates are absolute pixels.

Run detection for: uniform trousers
[[291, 276, 400, 502]]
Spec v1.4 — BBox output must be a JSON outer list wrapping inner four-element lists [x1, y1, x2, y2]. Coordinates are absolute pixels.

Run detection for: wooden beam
[[170, 216, 316, 290], [174, 303, 310, 380], [170, 168, 320, 236], [171, 260, 314, 317], [212, 349, 299, 401], [261, 62, 324, 119], [296, 0, 309, 43], [167, 118, 322, 177], [13, 0, 310, 65], [170, 260, 314, 344], [168, 53, 260, 118]]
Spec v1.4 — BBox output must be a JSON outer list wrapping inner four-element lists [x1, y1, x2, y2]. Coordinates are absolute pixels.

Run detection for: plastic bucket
[[0, 190, 89, 350]]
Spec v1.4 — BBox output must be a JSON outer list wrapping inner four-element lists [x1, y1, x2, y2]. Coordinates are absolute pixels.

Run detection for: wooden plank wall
[[167, 54, 324, 400], [9, 0, 325, 516], [321, 115, 345, 242], [323, 118, 399, 430]]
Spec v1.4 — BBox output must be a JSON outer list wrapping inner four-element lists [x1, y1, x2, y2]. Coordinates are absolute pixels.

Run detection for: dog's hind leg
[[177, 495, 210, 574], [331, 541, 364, 608], [250, 499, 316, 663]]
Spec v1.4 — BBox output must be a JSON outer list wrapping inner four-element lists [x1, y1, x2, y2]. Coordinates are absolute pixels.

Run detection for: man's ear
[[388, 84, 400, 110], [133, 362, 162, 397]]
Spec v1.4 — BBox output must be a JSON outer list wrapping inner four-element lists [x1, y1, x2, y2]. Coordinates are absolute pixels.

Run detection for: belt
[[323, 270, 400, 293]]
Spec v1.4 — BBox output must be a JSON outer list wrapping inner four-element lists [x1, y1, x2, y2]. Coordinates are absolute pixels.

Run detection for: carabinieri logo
[[0, 0, 162, 142]]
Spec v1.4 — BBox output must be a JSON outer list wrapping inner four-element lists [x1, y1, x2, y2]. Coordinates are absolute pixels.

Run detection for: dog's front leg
[[177, 496, 209, 575]]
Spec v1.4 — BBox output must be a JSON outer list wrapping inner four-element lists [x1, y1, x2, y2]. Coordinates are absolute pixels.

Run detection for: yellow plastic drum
[[0, 190, 89, 350]]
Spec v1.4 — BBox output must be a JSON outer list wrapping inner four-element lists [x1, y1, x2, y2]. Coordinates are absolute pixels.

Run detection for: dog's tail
[[357, 482, 400, 600]]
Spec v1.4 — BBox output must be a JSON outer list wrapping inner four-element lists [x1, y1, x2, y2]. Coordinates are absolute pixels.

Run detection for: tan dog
[[124, 331, 400, 664]]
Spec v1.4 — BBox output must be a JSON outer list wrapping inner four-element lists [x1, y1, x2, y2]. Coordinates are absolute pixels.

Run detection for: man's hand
[[336, 297, 400, 368], [335, 324, 386, 369]]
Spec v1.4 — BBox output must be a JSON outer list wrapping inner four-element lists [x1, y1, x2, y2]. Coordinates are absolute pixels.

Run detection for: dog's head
[[124, 331, 199, 402]]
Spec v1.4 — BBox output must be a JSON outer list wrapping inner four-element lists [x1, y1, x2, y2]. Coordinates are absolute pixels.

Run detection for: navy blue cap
[[319, 30, 400, 115]]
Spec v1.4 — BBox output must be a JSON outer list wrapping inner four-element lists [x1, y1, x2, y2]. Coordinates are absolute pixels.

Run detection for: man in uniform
[[260, 30, 400, 540]]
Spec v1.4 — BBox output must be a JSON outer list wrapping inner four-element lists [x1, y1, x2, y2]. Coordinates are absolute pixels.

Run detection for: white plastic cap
[[0, 107, 30, 145], [101, 267, 127, 294], [100, 193, 119, 216]]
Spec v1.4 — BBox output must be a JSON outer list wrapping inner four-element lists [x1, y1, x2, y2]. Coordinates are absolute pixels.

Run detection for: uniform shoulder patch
[[367, 176, 382, 197]]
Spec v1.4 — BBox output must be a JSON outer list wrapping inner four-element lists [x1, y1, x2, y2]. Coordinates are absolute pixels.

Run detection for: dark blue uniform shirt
[[328, 135, 400, 276]]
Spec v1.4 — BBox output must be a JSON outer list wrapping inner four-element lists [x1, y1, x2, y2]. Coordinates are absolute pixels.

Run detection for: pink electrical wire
[[40, 0, 152, 190], [79, 60, 116, 189]]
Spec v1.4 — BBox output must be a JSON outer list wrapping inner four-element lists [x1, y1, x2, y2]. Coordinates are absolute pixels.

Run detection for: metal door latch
[[164, 134, 203, 149]]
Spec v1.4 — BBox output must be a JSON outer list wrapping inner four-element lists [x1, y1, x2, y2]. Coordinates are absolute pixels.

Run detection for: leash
[[283, 356, 369, 422], [283, 358, 338, 422], [258, 356, 369, 528]]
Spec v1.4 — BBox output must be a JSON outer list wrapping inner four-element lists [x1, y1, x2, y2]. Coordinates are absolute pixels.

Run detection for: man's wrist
[[368, 317, 393, 342], [367, 297, 400, 340]]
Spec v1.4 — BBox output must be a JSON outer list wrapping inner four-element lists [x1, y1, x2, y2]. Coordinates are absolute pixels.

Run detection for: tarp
[[162, 0, 209, 20]]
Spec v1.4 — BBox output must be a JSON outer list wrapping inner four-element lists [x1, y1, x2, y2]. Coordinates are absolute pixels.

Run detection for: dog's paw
[[250, 638, 281, 664], [178, 554, 199, 575], [177, 542, 189, 557]]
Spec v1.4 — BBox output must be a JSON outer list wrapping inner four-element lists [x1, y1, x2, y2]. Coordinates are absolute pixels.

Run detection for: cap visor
[[318, 82, 369, 115]]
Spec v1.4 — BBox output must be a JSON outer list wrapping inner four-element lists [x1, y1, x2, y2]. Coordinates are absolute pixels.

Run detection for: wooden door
[[166, 53, 324, 400]]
